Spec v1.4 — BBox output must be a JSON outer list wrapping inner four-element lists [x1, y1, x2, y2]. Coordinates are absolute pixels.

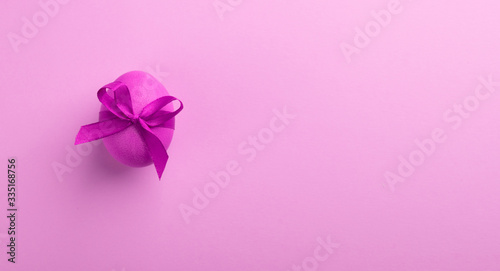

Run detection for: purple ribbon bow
[[75, 81, 183, 179]]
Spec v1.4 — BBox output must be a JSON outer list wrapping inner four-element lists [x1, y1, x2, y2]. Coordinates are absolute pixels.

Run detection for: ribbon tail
[[139, 120, 169, 179], [75, 118, 132, 145]]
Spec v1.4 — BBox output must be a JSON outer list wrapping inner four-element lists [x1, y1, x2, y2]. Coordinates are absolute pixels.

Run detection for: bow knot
[[75, 81, 183, 179], [131, 114, 140, 124]]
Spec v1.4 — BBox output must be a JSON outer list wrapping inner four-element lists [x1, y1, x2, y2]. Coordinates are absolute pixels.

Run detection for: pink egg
[[99, 71, 175, 167]]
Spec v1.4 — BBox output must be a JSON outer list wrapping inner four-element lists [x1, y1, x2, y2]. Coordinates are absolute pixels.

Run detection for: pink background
[[1, 0, 500, 270]]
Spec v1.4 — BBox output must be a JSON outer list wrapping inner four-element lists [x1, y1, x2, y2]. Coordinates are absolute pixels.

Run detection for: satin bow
[[75, 81, 183, 179]]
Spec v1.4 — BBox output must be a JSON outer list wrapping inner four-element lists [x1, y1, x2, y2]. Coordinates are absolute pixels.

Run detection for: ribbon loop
[[140, 96, 181, 118], [97, 82, 129, 120]]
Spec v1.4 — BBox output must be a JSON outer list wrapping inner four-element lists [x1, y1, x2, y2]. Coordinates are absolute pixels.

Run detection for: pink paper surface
[[1, 0, 500, 270]]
